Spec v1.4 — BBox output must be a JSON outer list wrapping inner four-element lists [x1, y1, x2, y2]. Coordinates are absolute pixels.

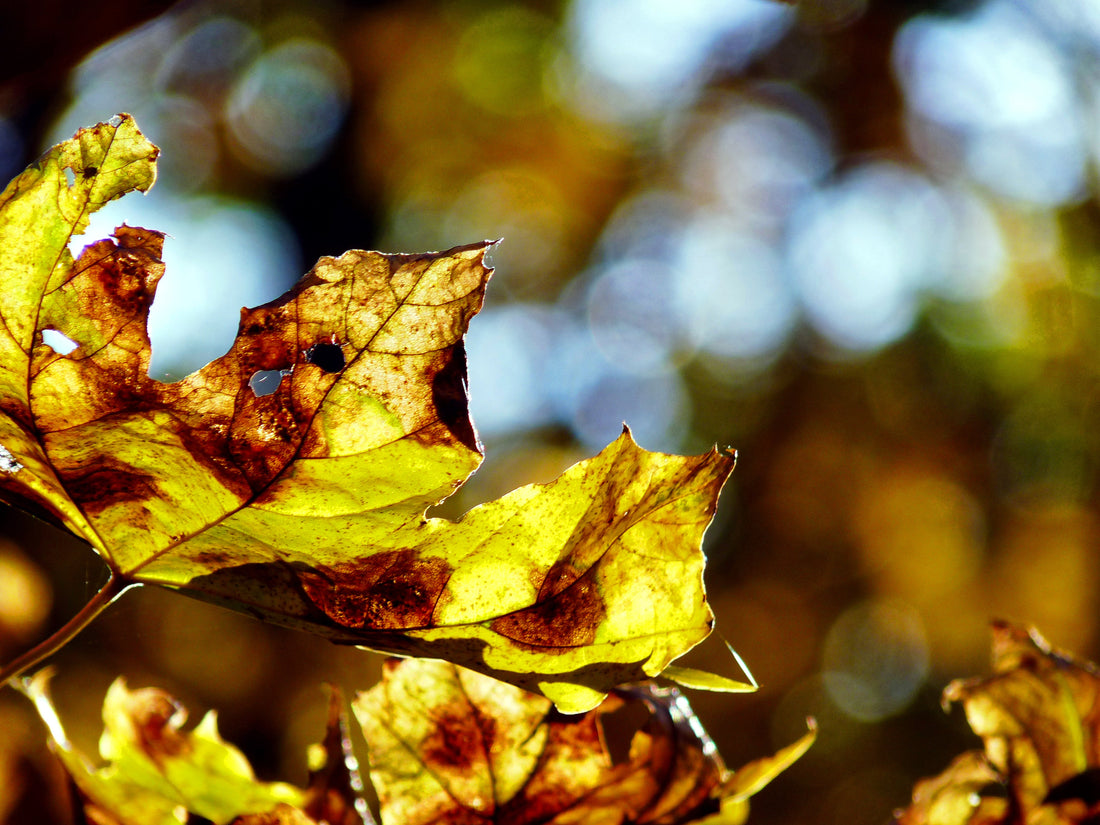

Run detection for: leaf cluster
[[0, 116, 811, 823], [897, 622, 1100, 825], [25, 660, 814, 825]]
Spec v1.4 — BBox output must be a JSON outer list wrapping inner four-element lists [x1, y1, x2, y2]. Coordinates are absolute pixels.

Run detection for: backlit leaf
[[0, 115, 735, 711], [895, 621, 1100, 824], [299, 686, 370, 825], [354, 657, 814, 825], [22, 672, 304, 825]]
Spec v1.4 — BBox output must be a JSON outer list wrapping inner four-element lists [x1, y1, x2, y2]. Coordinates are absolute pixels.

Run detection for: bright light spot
[[569, 368, 691, 452], [443, 168, 568, 286], [587, 259, 684, 375], [787, 163, 947, 352], [0, 542, 52, 638], [681, 99, 833, 228], [0, 445, 23, 474], [226, 38, 350, 175], [467, 306, 690, 449], [465, 305, 569, 437], [248, 369, 287, 398], [565, 0, 793, 119], [822, 598, 929, 722], [42, 329, 79, 356], [72, 192, 300, 379], [928, 185, 1006, 302], [154, 16, 261, 92], [963, 127, 1085, 205], [673, 218, 796, 363], [597, 189, 692, 261], [895, 0, 1086, 205]]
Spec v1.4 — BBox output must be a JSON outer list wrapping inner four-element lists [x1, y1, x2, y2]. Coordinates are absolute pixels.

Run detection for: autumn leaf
[[0, 114, 734, 712], [354, 657, 815, 825], [299, 686, 370, 825], [22, 665, 804, 825], [21, 671, 306, 825], [895, 621, 1100, 824]]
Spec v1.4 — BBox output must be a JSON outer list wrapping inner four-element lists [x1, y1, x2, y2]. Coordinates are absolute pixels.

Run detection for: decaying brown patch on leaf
[[489, 572, 606, 649], [355, 658, 814, 825], [896, 621, 1100, 824], [0, 115, 736, 712], [296, 551, 454, 631]]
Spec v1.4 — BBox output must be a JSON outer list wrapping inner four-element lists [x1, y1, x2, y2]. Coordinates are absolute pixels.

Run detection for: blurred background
[[3, 0, 1100, 822]]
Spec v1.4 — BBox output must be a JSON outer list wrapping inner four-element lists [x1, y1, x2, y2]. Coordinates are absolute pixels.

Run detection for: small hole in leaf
[[249, 369, 286, 397], [305, 341, 345, 373], [0, 444, 23, 474], [42, 329, 79, 355], [63, 167, 76, 188]]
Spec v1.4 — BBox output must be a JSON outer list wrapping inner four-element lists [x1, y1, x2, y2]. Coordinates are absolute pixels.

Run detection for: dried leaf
[[354, 658, 813, 825], [895, 621, 1100, 824], [22, 672, 304, 825], [300, 687, 370, 825], [895, 752, 1006, 825], [0, 115, 735, 712]]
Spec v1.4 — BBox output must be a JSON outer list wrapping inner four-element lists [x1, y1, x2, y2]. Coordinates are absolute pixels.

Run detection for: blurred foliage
[[3, 0, 1100, 823], [897, 622, 1100, 824]]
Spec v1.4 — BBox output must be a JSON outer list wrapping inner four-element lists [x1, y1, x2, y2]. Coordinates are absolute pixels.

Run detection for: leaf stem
[[0, 573, 135, 688]]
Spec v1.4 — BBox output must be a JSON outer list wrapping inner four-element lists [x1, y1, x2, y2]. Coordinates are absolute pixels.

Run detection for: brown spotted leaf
[[22, 672, 306, 825], [0, 115, 735, 712], [895, 622, 1100, 824], [24, 674, 378, 825], [354, 657, 814, 825]]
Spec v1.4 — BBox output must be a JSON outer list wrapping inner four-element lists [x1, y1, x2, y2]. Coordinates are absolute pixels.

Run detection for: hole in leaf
[[42, 329, 79, 355], [248, 369, 287, 397], [305, 341, 345, 373], [63, 167, 76, 188], [0, 444, 23, 474]]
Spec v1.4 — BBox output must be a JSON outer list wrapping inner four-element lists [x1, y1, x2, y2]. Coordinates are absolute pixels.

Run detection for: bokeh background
[[3, 0, 1100, 822]]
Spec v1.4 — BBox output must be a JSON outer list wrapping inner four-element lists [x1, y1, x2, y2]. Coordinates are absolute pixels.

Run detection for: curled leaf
[[662, 640, 760, 694], [895, 621, 1100, 824], [353, 657, 813, 825], [0, 115, 734, 711], [22, 671, 304, 825], [301, 687, 371, 825]]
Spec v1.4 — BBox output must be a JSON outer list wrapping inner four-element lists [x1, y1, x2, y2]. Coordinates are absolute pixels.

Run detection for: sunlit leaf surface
[[23, 673, 305, 825], [354, 657, 814, 825], [0, 116, 734, 711], [896, 621, 1100, 824]]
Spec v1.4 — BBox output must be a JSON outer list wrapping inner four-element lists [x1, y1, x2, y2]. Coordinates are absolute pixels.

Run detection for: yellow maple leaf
[[0, 115, 734, 712]]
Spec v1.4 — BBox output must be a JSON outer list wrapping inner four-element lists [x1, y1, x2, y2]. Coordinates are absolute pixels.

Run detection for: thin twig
[[0, 573, 135, 687]]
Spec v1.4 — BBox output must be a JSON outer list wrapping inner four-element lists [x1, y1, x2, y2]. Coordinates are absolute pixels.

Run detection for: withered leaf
[[300, 687, 370, 825], [22, 673, 305, 825], [354, 657, 815, 825], [895, 621, 1100, 825], [0, 115, 735, 712]]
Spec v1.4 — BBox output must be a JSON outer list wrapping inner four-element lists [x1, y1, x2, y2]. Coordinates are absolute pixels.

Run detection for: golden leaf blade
[[354, 658, 812, 825], [0, 116, 733, 710], [22, 671, 304, 825]]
